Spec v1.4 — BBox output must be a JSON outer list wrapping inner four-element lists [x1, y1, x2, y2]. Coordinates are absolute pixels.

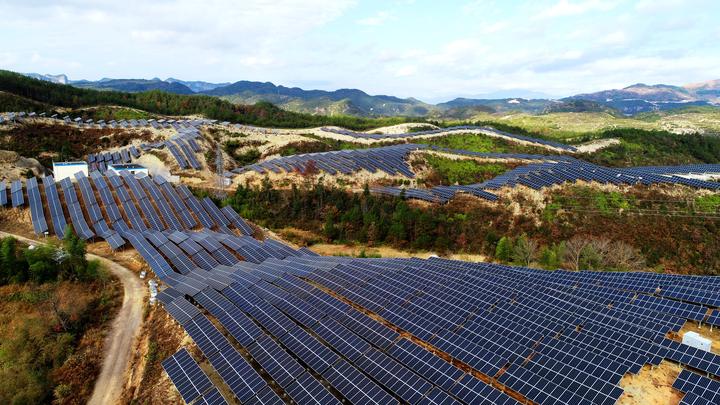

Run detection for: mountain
[[437, 98, 554, 114], [201, 81, 435, 116], [71, 78, 195, 94], [165, 78, 231, 92], [565, 82, 719, 115], [23, 73, 68, 84], [14, 71, 720, 117]]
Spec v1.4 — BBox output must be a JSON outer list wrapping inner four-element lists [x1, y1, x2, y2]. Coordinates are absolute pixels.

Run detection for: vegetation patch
[[278, 140, 334, 156], [416, 154, 513, 186], [417, 132, 555, 155], [70, 106, 152, 121], [580, 128, 720, 167], [0, 229, 121, 404]]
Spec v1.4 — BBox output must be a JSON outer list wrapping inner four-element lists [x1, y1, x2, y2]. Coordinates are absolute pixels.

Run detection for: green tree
[[495, 236, 513, 262], [512, 234, 538, 266], [61, 225, 89, 280], [24, 244, 58, 283], [323, 211, 338, 241]]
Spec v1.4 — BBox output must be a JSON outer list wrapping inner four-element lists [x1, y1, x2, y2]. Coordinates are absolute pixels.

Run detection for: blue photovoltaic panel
[[208, 345, 266, 402], [285, 371, 340, 405], [10, 180, 24, 207], [159, 182, 197, 228], [42, 176, 68, 238], [220, 205, 254, 235], [184, 195, 216, 229], [58, 178, 95, 240], [164, 296, 201, 325], [74, 172, 104, 223], [247, 334, 304, 388], [321, 360, 397, 405], [202, 197, 230, 227], [0, 180, 7, 206], [26, 177, 48, 235], [245, 386, 285, 405], [194, 387, 229, 405], [161, 348, 213, 404]]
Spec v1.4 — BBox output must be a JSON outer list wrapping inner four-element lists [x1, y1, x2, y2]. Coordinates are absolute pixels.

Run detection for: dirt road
[[0, 231, 146, 405]]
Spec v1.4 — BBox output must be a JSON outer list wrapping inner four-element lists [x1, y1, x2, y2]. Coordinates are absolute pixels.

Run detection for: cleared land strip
[[0, 231, 146, 405]]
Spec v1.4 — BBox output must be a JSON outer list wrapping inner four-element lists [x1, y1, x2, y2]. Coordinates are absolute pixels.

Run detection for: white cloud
[[394, 65, 417, 77], [357, 11, 391, 26], [0, 0, 717, 101], [536, 0, 616, 19]]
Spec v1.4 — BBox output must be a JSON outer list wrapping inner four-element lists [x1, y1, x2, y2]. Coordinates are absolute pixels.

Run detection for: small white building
[[108, 163, 149, 176], [53, 161, 88, 182], [682, 332, 712, 352]]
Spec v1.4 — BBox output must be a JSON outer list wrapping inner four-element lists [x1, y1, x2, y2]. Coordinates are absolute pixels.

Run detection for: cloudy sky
[[1, 0, 719, 102]]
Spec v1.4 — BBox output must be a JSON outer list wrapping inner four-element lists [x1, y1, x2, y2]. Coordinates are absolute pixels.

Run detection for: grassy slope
[[464, 107, 720, 141]]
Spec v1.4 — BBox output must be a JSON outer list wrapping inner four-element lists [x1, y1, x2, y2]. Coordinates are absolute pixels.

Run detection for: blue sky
[[1, 0, 719, 102]]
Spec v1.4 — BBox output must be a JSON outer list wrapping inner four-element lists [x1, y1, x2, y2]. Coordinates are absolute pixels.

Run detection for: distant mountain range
[[24, 72, 720, 117]]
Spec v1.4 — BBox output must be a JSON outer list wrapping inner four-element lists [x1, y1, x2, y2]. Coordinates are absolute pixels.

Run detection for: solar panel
[[10, 180, 24, 207], [26, 177, 48, 235], [285, 371, 340, 405], [42, 176, 68, 238], [208, 345, 266, 402], [202, 197, 230, 227], [164, 297, 201, 325], [247, 334, 304, 388], [58, 178, 95, 240], [321, 360, 397, 405], [0, 180, 7, 206], [161, 348, 213, 404], [194, 387, 228, 405], [244, 385, 285, 405]]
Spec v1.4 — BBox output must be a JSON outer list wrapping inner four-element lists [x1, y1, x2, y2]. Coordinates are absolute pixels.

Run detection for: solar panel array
[[26, 177, 48, 235], [235, 144, 424, 178], [320, 126, 578, 151], [88, 145, 141, 172], [374, 158, 720, 203], [161, 348, 217, 404], [159, 253, 720, 405], [1, 172, 256, 254]]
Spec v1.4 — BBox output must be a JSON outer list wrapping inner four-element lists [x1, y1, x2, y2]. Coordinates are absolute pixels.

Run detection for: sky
[[1, 0, 719, 102]]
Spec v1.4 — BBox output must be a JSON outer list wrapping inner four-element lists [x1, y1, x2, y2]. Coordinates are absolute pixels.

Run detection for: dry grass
[[617, 361, 683, 405]]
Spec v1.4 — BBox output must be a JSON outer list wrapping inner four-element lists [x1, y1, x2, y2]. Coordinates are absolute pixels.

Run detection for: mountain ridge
[[20, 72, 720, 117]]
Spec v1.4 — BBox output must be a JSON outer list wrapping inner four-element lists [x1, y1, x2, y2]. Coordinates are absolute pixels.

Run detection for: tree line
[[0, 226, 100, 285]]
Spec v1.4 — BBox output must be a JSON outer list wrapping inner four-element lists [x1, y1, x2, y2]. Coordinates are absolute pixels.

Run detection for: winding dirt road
[[0, 231, 146, 405]]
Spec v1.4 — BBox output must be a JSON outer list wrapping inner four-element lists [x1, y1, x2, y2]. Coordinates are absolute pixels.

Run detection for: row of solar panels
[[0, 171, 254, 254], [87, 145, 142, 171], [374, 159, 720, 203], [232, 143, 576, 181], [87, 128, 204, 172], [234, 143, 423, 178], [320, 126, 578, 152], [157, 254, 720, 405]]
